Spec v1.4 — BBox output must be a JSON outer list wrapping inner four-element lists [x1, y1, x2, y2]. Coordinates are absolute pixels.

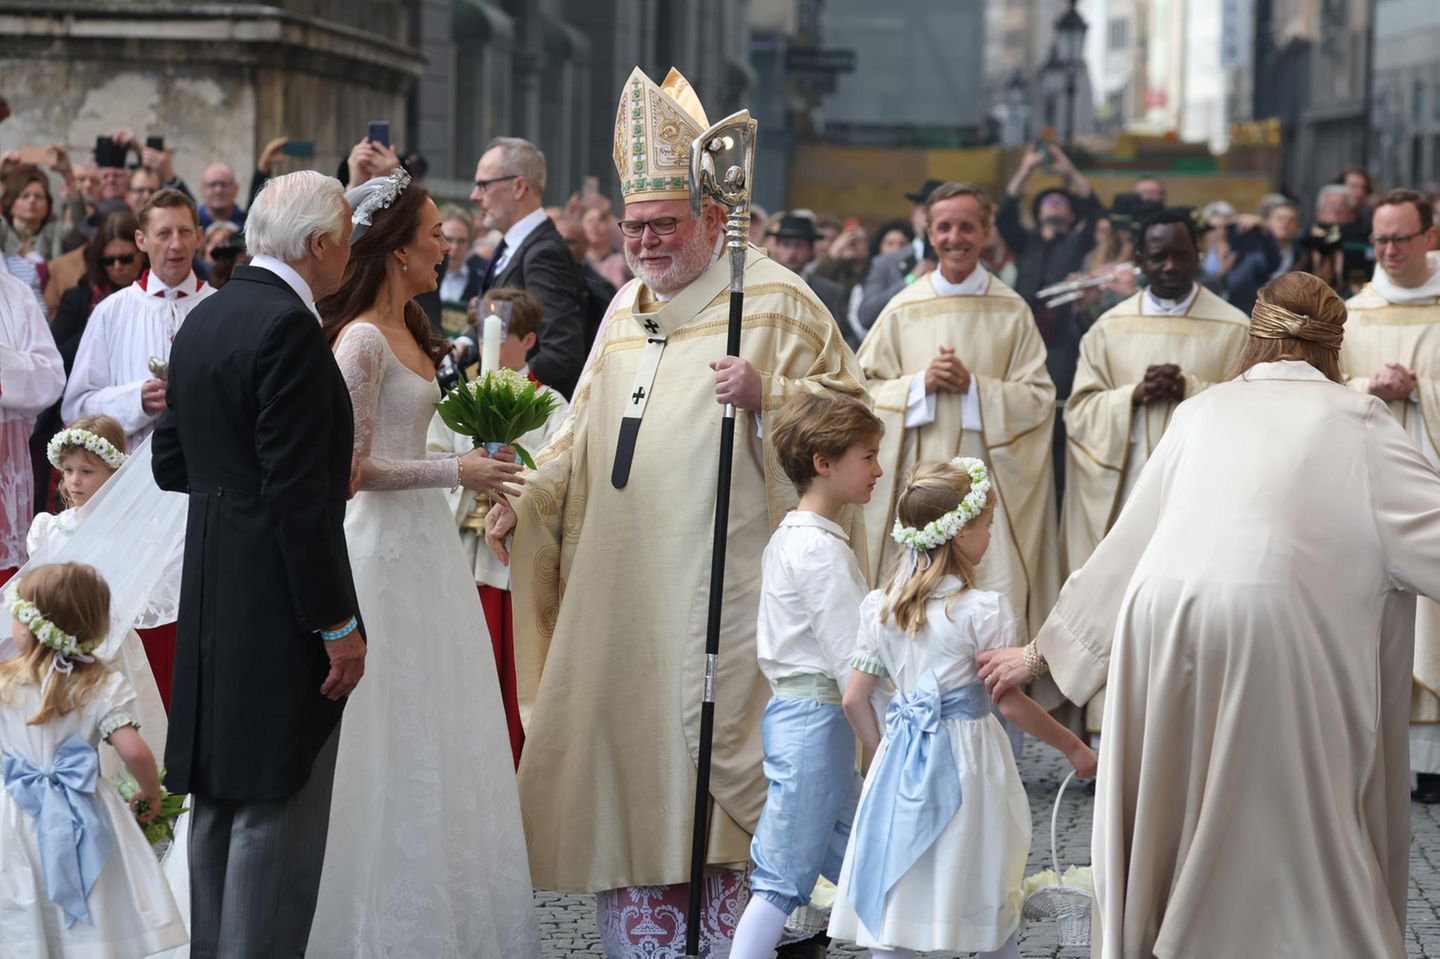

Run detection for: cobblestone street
[[537, 744, 1440, 957]]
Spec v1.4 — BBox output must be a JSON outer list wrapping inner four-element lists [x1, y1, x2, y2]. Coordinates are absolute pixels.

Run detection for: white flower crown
[[47, 428, 127, 471], [890, 457, 993, 551], [6, 583, 94, 659]]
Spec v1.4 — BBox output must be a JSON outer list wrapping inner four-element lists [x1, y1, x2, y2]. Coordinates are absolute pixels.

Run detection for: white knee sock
[[729, 896, 790, 959], [978, 932, 1021, 959], [867, 949, 917, 959]]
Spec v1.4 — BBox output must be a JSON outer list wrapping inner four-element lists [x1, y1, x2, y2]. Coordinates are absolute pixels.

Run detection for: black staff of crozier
[[684, 110, 759, 959]]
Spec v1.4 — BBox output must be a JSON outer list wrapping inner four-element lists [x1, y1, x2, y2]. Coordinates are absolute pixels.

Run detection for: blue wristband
[[320, 616, 357, 642]]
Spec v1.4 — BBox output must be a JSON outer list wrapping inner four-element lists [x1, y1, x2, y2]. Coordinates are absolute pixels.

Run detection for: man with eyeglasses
[[1340, 187, 1440, 804], [485, 66, 865, 959], [125, 165, 162, 214], [198, 163, 246, 229], [470, 136, 589, 399]]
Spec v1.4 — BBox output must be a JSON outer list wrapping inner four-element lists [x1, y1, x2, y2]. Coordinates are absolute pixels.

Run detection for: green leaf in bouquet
[[512, 442, 538, 471]]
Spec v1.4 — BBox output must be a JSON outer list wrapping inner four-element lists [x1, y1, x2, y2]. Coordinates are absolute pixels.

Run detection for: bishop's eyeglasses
[[617, 216, 680, 238]]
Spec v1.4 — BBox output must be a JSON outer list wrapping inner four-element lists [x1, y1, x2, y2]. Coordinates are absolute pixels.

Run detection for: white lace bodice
[[334, 322, 460, 491]]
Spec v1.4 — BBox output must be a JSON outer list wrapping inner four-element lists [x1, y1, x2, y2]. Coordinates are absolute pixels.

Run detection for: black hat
[[767, 213, 821, 242], [1107, 192, 1162, 231], [904, 178, 945, 203]]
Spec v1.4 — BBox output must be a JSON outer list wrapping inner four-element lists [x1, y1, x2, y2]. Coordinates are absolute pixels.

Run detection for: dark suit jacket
[[855, 247, 917, 334], [486, 216, 589, 398], [807, 273, 854, 349], [152, 265, 359, 800]]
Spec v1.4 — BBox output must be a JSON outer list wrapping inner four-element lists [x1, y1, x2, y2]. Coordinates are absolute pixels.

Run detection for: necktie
[[482, 239, 508, 292]]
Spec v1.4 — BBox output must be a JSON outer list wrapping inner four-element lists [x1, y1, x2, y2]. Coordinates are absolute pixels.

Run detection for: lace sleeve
[[335, 323, 460, 492]]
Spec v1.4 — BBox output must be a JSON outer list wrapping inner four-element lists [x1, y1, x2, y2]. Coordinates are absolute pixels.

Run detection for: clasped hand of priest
[[1132, 363, 1184, 405], [924, 346, 971, 395], [1369, 361, 1418, 403]]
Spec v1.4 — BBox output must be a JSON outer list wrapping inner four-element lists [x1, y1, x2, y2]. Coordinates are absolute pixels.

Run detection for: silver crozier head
[[689, 111, 758, 221]]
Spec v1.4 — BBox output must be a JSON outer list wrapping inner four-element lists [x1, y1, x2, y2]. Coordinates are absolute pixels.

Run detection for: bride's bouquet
[[435, 367, 561, 470], [117, 768, 189, 859]]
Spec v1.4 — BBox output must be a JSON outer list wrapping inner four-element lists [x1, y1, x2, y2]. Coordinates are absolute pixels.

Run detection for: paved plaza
[[536, 745, 1440, 958]]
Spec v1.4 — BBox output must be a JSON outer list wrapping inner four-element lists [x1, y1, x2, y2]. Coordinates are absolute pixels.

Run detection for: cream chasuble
[[1062, 285, 1248, 732], [508, 251, 867, 893], [858, 269, 1058, 646], [1037, 361, 1438, 958], [1341, 269, 1440, 765]]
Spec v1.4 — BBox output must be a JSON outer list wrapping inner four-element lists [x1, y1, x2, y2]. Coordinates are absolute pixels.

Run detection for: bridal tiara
[[349, 167, 412, 243]]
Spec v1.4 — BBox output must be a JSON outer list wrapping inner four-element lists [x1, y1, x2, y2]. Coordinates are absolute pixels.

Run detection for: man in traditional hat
[[860, 179, 1060, 664], [852, 177, 942, 334], [487, 66, 866, 955], [1060, 208, 1249, 739], [1338, 188, 1440, 804], [766, 212, 851, 345]]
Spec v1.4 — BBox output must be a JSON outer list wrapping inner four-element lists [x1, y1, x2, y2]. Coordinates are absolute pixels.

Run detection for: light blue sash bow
[[3, 733, 114, 927], [847, 671, 991, 935]]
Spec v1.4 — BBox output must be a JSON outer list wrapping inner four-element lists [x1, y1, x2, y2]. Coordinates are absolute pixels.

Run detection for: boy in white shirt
[[731, 392, 884, 959], [428, 287, 567, 767]]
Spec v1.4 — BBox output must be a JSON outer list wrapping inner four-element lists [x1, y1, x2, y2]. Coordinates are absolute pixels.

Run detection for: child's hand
[[130, 787, 161, 823], [1067, 743, 1099, 780]]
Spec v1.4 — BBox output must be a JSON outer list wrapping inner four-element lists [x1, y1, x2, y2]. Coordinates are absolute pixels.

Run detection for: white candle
[[481, 308, 503, 375]]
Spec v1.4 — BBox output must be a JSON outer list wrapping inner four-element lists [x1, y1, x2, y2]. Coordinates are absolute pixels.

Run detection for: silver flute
[[1037, 265, 1141, 308]]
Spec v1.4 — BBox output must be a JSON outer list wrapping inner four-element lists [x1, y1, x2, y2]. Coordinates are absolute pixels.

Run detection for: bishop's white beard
[[625, 224, 714, 296]]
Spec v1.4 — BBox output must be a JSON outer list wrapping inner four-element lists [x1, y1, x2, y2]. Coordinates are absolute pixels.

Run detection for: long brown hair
[[0, 563, 112, 725], [1225, 271, 1346, 383], [880, 461, 990, 635], [316, 179, 447, 368], [1, 166, 53, 228], [84, 209, 142, 291]]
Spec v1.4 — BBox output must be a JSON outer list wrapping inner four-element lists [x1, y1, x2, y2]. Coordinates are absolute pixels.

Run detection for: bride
[[307, 168, 540, 957]]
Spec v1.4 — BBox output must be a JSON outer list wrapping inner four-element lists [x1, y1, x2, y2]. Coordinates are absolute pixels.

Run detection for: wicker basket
[[1021, 771, 1093, 947]]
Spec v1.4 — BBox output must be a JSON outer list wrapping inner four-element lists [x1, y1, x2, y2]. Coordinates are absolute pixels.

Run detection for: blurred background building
[[0, 0, 1434, 218]]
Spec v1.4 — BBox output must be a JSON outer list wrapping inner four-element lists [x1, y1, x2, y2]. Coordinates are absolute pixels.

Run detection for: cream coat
[[1037, 361, 1440, 958]]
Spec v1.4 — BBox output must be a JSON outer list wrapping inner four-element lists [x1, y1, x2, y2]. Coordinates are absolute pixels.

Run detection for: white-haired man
[[487, 67, 866, 956], [152, 170, 365, 957]]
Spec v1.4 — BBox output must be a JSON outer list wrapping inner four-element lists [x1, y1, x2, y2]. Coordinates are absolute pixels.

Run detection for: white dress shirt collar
[[140, 270, 202, 298], [930, 264, 990, 297], [1143, 283, 1200, 315], [780, 509, 850, 541], [249, 254, 319, 318]]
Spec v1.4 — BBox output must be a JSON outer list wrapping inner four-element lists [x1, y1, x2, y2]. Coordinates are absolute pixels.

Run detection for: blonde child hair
[[50, 415, 128, 509], [881, 460, 993, 635], [0, 563, 113, 726], [770, 393, 883, 494]]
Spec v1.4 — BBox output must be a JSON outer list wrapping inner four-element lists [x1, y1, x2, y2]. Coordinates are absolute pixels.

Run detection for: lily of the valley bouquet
[[117, 768, 189, 858], [435, 367, 560, 470]]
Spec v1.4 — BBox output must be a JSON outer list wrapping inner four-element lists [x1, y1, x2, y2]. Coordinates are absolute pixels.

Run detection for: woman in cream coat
[[980, 271, 1440, 958]]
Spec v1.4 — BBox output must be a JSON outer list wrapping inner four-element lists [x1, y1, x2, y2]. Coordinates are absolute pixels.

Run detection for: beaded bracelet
[[1023, 640, 1050, 678], [320, 616, 358, 642]]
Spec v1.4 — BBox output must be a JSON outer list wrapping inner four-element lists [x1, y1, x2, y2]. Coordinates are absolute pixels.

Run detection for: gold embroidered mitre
[[613, 66, 710, 203]]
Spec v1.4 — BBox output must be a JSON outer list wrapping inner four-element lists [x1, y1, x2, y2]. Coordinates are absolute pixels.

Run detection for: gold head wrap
[[1249, 297, 1345, 352], [613, 67, 710, 203]]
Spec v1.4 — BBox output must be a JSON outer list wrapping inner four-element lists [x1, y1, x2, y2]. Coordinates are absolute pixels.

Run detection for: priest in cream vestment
[[1062, 211, 1248, 733], [982, 274, 1440, 957], [860, 181, 1058, 646], [1338, 190, 1440, 802], [486, 67, 867, 953]]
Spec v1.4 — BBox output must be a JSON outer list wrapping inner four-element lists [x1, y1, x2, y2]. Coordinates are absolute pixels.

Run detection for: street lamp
[[1053, 0, 1088, 146], [1005, 68, 1029, 145], [1039, 45, 1065, 139]]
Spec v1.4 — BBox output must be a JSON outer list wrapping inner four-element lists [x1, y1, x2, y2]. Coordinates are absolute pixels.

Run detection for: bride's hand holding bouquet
[[437, 366, 560, 498], [457, 444, 524, 498]]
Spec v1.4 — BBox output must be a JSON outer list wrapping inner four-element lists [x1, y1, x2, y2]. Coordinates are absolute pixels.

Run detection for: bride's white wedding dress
[[306, 320, 540, 958]]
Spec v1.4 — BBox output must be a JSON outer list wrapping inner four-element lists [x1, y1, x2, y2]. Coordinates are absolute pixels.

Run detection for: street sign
[[785, 48, 857, 74]]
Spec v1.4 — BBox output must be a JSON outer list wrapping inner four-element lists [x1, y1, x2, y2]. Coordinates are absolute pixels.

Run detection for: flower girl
[[0, 562, 186, 953], [30, 416, 168, 776], [828, 458, 1097, 958]]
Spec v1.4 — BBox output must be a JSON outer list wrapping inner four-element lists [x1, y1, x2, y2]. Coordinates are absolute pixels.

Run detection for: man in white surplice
[[1337, 188, 1440, 804], [63, 189, 213, 451]]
